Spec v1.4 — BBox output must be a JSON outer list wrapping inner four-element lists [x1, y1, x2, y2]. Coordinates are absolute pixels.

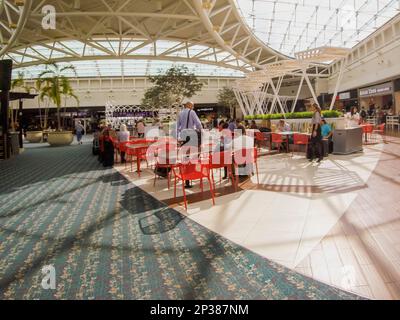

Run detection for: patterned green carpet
[[0, 142, 364, 300]]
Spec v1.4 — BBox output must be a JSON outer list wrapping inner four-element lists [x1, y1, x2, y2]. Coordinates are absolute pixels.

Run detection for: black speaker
[[0, 59, 13, 91]]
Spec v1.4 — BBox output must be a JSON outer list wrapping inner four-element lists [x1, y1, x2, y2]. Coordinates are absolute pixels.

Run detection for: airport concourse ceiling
[[237, 0, 400, 56], [14, 58, 245, 79], [1, 0, 399, 79], [2, 0, 285, 73]]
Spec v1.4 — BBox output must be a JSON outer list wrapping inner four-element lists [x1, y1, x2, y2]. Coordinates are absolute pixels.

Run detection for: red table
[[126, 142, 154, 176], [360, 124, 374, 143]]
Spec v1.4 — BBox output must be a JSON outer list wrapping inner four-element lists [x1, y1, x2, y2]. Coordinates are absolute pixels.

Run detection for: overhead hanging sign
[[359, 82, 393, 97]]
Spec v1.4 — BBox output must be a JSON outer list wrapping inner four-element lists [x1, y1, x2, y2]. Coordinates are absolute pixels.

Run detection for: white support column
[[303, 68, 320, 108], [291, 75, 305, 113], [329, 58, 346, 110], [259, 82, 270, 114], [233, 89, 247, 116], [241, 91, 253, 116], [269, 76, 286, 115]]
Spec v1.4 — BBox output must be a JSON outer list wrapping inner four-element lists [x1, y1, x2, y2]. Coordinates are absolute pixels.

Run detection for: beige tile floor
[[115, 136, 400, 300]]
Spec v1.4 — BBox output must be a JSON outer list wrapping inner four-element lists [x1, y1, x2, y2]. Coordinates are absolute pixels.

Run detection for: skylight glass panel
[[13, 59, 244, 79], [237, 0, 400, 57]]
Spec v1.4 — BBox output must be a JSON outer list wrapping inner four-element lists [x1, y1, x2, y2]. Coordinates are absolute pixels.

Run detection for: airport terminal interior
[[1, 0, 400, 300]]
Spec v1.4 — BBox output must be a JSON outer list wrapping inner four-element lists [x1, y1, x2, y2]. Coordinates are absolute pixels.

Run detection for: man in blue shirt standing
[[228, 119, 236, 132], [177, 101, 203, 141], [177, 101, 203, 188]]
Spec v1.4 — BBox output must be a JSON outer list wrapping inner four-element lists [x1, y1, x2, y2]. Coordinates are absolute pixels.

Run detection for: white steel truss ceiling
[[238, 0, 400, 57], [1, 0, 399, 78], [0, 0, 287, 76]]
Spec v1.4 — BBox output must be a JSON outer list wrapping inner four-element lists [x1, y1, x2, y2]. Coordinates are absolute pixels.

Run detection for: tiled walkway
[[294, 136, 400, 299], [0, 141, 361, 299], [116, 135, 400, 300]]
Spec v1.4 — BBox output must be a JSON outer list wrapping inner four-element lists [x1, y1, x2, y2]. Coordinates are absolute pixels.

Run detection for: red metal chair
[[373, 123, 386, 143], [173, 159, 215, 210], [209, 150, 236, 190], [361, 124, 374, 144], [255, 131, 270, 152], [117, 141, 130, 164], [292, 133, 309, 156], [271, 133, 284, 153], [153, 142, 179, 189], [125, 139, 155, 169], [233, 148, 259, 185], [125, 145, 149, 177]]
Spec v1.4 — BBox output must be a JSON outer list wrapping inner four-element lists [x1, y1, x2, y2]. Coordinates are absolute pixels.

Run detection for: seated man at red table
[[276, 119, 292, 149], [276, 119, 291, 132]]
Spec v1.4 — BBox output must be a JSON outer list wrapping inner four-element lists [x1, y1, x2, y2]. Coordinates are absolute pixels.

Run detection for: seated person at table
[[226, 125, 254, 180], [250, 120, 258, 130], [321, 119, 333, 154], [276, 119, 292, 148], [235, 119, 242, 129], [117, 124, 130, 163], [259, 119, 272, 133], [218, 120, 225, 132], [213, 122, 232, 179], [276, 119, 291, 132]]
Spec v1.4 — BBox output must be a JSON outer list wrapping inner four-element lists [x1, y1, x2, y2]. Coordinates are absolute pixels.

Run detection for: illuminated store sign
[[359, 82, 392, 97], [339, 92, 350, 100]]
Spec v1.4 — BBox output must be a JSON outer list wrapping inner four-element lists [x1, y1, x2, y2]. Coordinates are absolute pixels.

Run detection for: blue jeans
[[77, 132, 83, 142]]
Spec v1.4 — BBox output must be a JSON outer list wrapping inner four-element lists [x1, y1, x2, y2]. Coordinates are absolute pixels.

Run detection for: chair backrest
[[118, 141, 130, 152], [129, 138, 148, 144], [233, 148, 256, 166], [155, 143, 179, 165], [210, 150, 233, 168], [255, 131, 266, 140], [178, 161, 211, 178], [271, 133, 283, 143], [362, 124, 374, 134], [293, 133, 309, 145], [376, 123, 385, 131]]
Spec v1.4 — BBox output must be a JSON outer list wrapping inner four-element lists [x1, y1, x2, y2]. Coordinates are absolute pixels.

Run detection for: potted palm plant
[[10, 72, 43, 143], [37, 63, 79, 146]]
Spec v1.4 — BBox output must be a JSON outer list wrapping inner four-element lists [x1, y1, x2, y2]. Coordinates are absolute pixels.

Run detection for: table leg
[[137, 155, 141, 177]]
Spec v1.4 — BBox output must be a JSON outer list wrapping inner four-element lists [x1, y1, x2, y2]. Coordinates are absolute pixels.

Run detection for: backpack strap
[[186, 109, 192, 129]]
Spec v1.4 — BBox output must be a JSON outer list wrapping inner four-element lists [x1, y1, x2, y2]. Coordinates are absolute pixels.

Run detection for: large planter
[[26, 131, 43, 143], [254, 117, 345, 132], [47, 131, 74, 146]]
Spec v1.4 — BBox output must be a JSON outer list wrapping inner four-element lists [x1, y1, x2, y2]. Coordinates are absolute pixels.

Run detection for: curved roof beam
[[1, 0, 287, 72], [5, 38, 252, 72], [192, 0, 289, 69], [0, 0, 32, 56]]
